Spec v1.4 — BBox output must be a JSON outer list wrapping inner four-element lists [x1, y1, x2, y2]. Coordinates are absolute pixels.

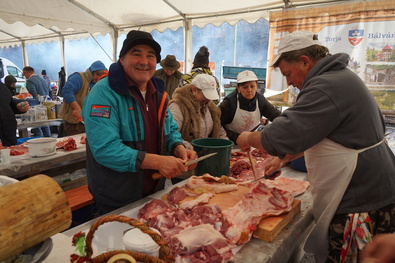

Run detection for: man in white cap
[[236, 31, 395, 262], [170, 74, 228, 150]]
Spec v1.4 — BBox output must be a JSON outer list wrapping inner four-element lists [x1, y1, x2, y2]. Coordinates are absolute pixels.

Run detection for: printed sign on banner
[[267, 0, 395, 109]]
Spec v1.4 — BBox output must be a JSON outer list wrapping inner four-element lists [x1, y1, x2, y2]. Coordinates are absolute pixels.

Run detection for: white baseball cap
[[192, 74, 219, 100], [237, 70, 258, 83], [271, 31, 323, 67]]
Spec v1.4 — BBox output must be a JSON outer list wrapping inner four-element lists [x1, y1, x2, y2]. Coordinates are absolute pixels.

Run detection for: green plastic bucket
[[191, 138, 234, 177]]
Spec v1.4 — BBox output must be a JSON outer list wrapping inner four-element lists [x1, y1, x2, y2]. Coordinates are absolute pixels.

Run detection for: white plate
[[29, 151, 56, 158]]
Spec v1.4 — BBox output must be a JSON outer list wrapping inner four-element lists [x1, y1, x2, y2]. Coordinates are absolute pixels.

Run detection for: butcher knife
[[152, 152, 218, 180]]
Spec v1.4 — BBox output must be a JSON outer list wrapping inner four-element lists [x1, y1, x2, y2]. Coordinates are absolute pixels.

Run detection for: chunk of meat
[[80, 135, 86, 144], [56, 137, 77, 151], [185, 176, 238, 195], [222, 181, 294, 244], [229, 159, 250, 176], [7, 145, 26, 155], [201, 174, 236, 184], [251, 148, 270, 158], [179, 193, 213, 210], [188, 204, 223, 227], [168, 186, 187, 204], [265, 176, 310, 197], [138, 199, 173, 222], [170, 224, 232, 257]]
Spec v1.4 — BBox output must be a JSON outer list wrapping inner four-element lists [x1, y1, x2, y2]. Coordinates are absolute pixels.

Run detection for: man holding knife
[[82, 30, 197, 214], [237, 31, 395, 262]]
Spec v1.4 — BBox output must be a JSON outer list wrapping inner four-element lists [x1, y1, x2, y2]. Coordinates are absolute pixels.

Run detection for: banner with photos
[[267, 0, 395, 109]]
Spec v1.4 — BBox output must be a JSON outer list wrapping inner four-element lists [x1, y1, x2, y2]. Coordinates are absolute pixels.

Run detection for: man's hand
[[142, 154, 186, 179], [174, 145, 198, 170], [265, 157, 285, 176], [17, 101, 30, 112], [72, 109, 83, 122], [237, 131, 266, 153], [70, 101, 82, 122], [361, 234, 395, 263], [236, 131, 252, 152]]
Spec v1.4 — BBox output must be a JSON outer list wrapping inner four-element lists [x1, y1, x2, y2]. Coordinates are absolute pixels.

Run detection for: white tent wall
[[0, 0, 356, 74]]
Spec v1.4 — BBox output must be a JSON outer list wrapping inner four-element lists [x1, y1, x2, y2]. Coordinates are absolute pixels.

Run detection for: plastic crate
[[223, 66, 267, 80], [224, 87, 235, 96]]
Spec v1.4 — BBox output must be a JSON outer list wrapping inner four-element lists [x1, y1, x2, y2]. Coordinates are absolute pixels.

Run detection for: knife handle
[[152, 172, 163, 180], [265, 170, 281, 180]]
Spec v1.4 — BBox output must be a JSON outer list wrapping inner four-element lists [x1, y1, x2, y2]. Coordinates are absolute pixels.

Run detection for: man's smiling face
[[120, 44, 157, 89]]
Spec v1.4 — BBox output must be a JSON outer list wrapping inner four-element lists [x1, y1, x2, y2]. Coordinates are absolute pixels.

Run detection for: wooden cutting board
[[254, 199, 301, 242], [163, 185, 301, 242]]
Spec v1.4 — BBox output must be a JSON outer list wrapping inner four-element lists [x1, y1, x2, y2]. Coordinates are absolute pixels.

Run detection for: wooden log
[[0, 174, 72, 261]]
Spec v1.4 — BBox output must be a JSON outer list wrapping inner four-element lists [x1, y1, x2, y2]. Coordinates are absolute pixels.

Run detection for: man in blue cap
[[59, 60, 108, 136]]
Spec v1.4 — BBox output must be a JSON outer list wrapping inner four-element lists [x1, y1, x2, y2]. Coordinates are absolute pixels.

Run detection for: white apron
[[225, 95, 261, 133], [303, 138, 383, 263]]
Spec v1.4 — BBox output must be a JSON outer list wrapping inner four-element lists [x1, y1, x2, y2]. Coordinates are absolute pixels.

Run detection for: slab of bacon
[[264, 177, 310, 197], [222, 181, 294, 245], [56, 137, 77, 151], [170, 224, 234, 263], [185, 175, 238, 195], [138, 175, 296, 261]]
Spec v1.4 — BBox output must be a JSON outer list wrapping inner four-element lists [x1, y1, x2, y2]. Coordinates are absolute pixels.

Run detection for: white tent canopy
[[0, 0, 351, 46], [0, 0, 352, 69]]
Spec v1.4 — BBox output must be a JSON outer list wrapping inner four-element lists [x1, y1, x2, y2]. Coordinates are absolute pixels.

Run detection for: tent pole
[[59, 36, 66, 74], [112, 30, 118, 62], [21, 41, 28, 67], [183, 18, 192, 74]]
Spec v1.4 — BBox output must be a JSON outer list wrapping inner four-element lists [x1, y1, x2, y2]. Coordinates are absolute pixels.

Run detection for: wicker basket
[[84, 215, 175, 263]]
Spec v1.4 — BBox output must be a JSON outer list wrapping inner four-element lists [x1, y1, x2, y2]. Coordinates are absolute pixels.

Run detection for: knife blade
[[185, 152, 217, 167], [152, 152, 218, 180]]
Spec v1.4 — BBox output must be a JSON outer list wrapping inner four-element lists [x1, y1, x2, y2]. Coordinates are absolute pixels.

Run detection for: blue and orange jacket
[[82, 60, 183, 209]]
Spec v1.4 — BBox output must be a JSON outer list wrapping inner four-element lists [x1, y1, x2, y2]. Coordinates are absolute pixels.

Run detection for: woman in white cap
[[219, 70, 281, 144], [169, 74, 228, 150]]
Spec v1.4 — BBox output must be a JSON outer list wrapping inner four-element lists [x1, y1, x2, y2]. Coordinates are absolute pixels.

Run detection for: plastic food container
[[27, 138, 56, 157], [122, 228, 160, 257]]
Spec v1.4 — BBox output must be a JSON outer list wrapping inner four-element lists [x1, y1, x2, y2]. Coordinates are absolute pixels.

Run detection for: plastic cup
[[0, 149, 11, 164], [123, 228, 160, 257]]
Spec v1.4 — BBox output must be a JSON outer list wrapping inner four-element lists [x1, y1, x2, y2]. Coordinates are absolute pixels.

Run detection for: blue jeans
[[32, 126, 51, 137]]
